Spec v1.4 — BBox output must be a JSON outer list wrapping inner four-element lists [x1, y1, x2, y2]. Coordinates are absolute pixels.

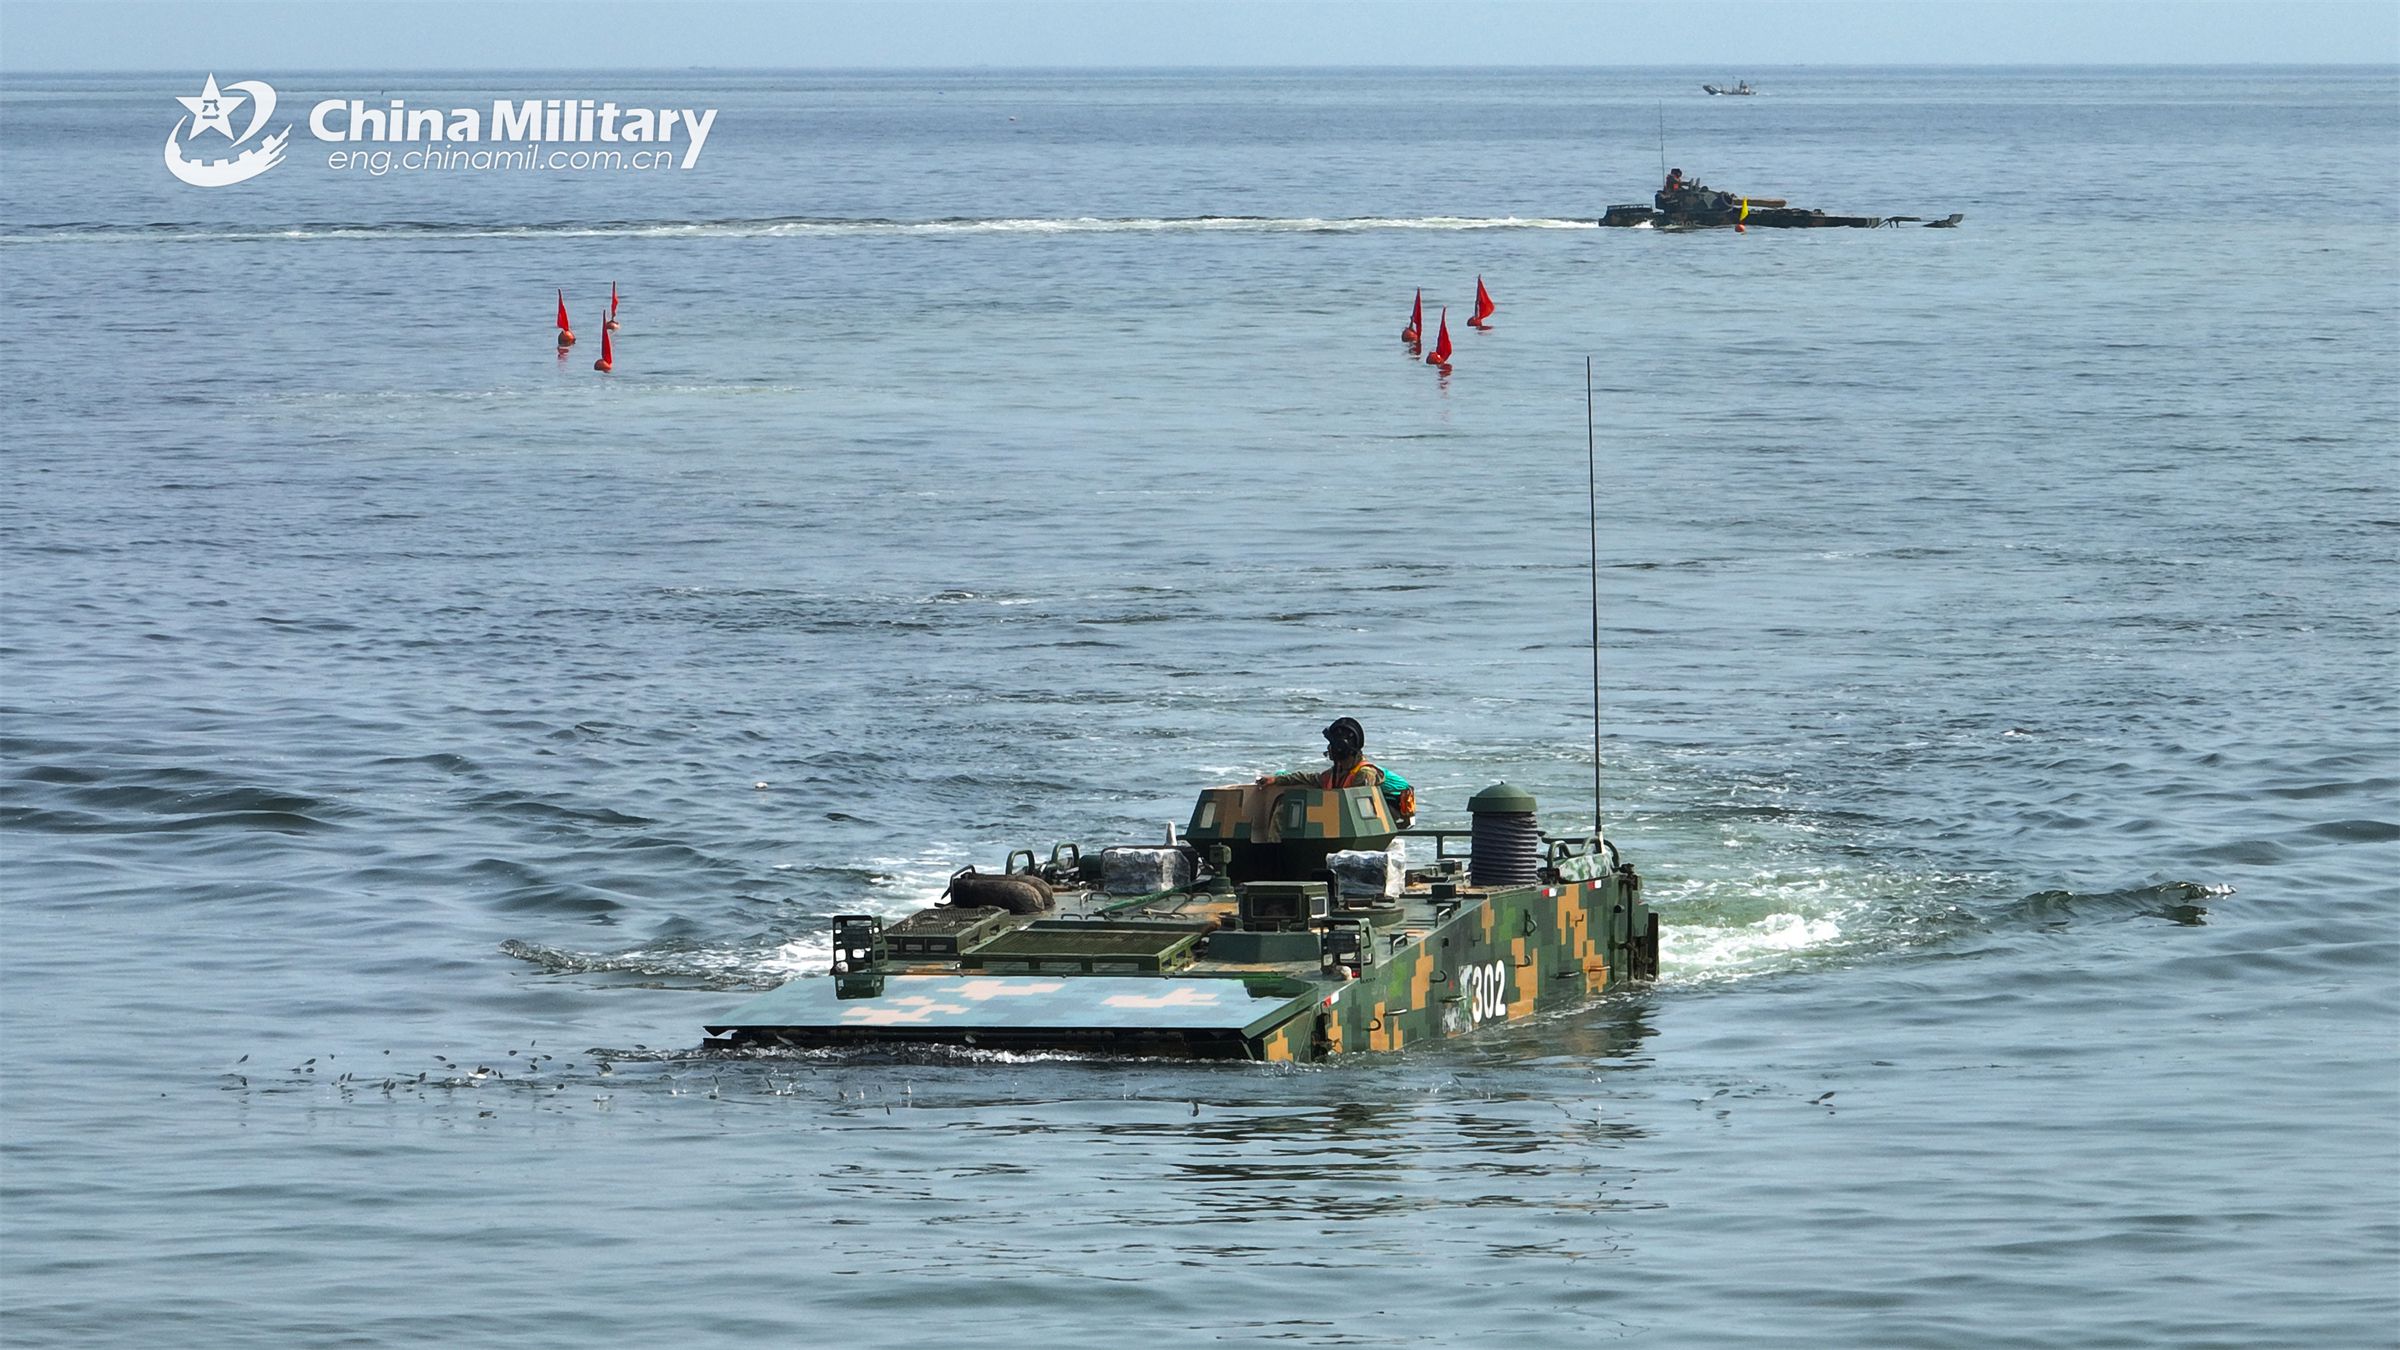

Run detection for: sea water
[[2, 67, 2394, 1347]]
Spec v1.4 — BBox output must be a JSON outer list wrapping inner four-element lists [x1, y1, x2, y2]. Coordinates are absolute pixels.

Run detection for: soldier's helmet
[[1323, 717, 1365, 756]]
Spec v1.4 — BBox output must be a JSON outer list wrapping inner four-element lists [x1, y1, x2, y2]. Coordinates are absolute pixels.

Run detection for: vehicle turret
[[1184, 783, 1397, 882]]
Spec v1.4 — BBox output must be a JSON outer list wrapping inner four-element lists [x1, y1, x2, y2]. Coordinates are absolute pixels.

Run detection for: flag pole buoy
[[1425, 307, 1453, 366]]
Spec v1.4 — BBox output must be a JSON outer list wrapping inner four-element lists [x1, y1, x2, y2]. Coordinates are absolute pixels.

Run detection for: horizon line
[[10, 59, 2398, 75]]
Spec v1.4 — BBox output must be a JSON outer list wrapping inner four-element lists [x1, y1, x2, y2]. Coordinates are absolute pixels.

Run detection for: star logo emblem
[[176, 74, 244, 141], [162, 75, 288, 188]]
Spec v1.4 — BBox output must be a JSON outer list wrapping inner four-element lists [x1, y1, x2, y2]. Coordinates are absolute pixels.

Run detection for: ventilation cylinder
[[1468, 783, 1540, 887]]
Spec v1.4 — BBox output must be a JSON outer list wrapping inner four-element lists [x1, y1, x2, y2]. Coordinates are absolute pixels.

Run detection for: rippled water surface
[[3, 67, 2395, 1348]]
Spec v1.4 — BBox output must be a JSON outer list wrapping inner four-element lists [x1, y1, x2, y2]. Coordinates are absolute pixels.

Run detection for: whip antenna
[[1586, 356, 1604, 844]]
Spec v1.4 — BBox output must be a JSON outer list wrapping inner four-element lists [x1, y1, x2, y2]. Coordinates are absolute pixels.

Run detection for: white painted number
[[1461, 961, 1508, 1025]]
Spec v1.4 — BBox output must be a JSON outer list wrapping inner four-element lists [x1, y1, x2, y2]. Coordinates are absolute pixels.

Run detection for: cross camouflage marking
[[954, 979, 1067, 999], [1101, 986, 1224, 1009], [842, 999, 972, 1024]]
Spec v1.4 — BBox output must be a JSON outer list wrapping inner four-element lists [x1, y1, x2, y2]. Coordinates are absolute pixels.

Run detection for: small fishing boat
[[1702, 81, 1756, 96]]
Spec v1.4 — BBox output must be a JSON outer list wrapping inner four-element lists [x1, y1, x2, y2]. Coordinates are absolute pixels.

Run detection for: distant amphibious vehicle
[[706, 779, 1658, 1061], [1602, 171, 1963, 230]]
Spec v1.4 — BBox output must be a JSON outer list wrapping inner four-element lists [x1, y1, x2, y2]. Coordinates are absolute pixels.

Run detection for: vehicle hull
[[705, 865, 1657, 1062]]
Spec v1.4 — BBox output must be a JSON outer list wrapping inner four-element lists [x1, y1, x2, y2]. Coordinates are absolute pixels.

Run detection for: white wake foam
[[1, 215, 1601, 245]]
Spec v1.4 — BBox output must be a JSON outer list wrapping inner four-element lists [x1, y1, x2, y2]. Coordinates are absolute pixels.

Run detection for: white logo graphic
[[164, 75, 290, 187]]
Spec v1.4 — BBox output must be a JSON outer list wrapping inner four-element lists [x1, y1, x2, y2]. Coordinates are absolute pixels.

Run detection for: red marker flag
[[1470, 275, 1495, 326], [556, 289, 571, 330], [594, 321, 614, 372], [1402, 289, 1423, 344], [1425, 308, 1452, 365], [610, 282, 620, 319]]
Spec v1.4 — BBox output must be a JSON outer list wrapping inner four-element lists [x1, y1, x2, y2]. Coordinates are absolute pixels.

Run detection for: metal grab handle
[[1042, 842, 1085, 886], [1006, 849, 1037, 875]]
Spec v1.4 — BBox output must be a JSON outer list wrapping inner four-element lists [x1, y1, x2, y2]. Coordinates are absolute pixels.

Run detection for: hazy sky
[[3, 0, 2394, 71]]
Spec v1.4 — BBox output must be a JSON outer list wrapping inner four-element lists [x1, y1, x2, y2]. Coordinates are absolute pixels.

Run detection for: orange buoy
[[556, 289, 576, 345], [593, 321, 613, 373], [604, 281, 620, 332], [1401, 288, 1422, 345]]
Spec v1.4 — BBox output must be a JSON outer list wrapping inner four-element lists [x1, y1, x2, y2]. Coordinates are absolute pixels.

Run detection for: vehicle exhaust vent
[[1467, 783, 1540, 887]]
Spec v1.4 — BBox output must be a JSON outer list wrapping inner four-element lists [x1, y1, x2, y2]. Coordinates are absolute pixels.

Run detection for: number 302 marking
[[1461, 961, 1509, 1025]]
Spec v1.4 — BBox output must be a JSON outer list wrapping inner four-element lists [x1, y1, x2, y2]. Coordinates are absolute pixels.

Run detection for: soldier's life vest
[[1321, 760, 1415, 822]]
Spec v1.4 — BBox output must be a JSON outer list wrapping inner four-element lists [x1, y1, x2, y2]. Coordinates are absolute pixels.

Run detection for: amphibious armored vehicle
[[1600, 173, 1963, 230], [705, 779, 1658, 1061]]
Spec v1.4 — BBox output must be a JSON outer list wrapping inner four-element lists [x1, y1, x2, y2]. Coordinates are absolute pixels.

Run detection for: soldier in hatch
[[1256, 717, 1415, 828]]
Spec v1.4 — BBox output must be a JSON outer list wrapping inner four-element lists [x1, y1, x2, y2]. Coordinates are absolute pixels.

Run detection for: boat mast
[[1586, 356, 1604, 844]]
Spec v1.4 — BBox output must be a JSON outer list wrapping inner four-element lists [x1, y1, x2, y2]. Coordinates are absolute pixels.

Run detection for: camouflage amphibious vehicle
[[705, 779, 1658, 1061], [1600, 171, 1963, 230]]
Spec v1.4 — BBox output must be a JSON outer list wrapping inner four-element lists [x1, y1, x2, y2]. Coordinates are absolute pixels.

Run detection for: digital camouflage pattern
[[707, 784, 1658, 1061]]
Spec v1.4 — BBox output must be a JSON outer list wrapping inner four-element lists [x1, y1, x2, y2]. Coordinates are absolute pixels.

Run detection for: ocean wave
[[499, 933, 828, 988], [0, 213, 1600, 244], [1999, 879, 2232, 928]]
